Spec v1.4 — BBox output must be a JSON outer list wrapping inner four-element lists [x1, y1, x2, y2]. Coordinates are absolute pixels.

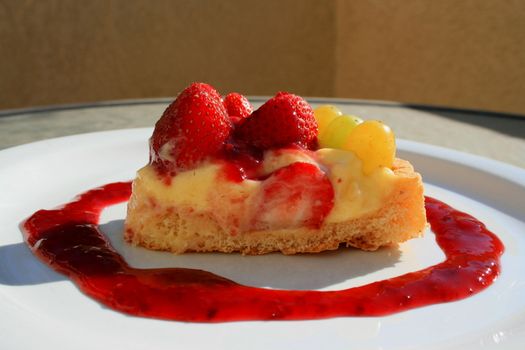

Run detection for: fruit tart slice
[[124, 83, 426, 254]]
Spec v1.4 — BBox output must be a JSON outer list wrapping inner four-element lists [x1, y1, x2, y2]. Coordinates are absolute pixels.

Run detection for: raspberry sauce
[[22, 182, 504, 322]]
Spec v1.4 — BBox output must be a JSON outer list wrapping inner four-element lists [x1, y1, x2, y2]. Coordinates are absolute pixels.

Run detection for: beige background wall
[[1, 0, 524, 115], [335, 0, 525, 115]]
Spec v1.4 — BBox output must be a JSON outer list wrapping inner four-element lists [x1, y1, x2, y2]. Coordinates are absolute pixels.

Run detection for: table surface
[[0, 97, 524, 169]]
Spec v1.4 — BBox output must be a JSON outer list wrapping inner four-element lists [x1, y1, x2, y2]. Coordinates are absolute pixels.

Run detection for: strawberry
[[150, 83, 232, 173], [223, 92, 253, 125], [235, 92, 318, 150], [250, 162, 334, 230]]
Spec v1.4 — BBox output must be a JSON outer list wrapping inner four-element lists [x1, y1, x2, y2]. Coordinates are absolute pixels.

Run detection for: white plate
[[1, 129, 524, 350]]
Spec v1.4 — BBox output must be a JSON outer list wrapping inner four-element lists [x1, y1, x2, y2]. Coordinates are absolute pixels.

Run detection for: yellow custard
[[131, 147, 396, 229]]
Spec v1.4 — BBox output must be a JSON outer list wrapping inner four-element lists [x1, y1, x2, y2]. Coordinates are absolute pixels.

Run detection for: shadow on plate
[[101, 220, 402, 291], [0, 242, 66, 286], [2, 220, 402, 290]]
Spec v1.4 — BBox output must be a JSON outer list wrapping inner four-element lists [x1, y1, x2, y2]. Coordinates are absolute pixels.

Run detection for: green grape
[[343, 120, 396, 174], [319, 115, 363, 149], [313, 105, 342, 136]]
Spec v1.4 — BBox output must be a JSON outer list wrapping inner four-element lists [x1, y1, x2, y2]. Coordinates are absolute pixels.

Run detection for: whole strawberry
[[150, 83, 232, 173], [223, 92, 253, 125], [235, 92, 318, 149]]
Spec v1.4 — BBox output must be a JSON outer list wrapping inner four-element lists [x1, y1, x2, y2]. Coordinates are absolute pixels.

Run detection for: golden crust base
[[124, 159, 426, 255]]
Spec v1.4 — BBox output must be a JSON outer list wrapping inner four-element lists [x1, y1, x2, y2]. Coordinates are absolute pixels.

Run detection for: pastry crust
[[124, 159, 426, 255]]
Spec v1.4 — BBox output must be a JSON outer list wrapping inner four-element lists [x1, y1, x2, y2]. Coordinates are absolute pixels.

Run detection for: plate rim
[[1, 128, 525, 350]]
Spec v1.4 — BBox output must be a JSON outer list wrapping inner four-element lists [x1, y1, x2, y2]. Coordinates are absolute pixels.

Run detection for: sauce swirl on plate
[[22, 182, 503, 322]]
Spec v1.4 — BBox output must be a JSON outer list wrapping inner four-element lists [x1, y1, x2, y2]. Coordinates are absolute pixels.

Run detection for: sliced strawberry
[[150, 83, 232, 173], [223, 92, 253, 125], [235, 92, 318, 150], [250, 162, 334, 230]]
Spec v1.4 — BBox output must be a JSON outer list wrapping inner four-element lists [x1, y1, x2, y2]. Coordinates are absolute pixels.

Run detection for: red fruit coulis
[[22, 182, 504, 322]]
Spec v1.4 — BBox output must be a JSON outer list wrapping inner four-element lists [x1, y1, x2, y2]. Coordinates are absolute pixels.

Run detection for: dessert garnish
[[126, 83, 426, 254], [20, 83, 504, 322]]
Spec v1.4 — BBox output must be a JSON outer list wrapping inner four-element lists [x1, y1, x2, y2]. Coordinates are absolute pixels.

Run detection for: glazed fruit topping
[[223, 92, 253, 125], [150, 83, 232, 173], [313, 105, 343, 135], [343, 120, 396, 174], [235, 92, 318, 150], [250, 162, 334, 230], [315, 105, 396, 174], [149, 82, 395, 177], [318, 114, 363, 149]]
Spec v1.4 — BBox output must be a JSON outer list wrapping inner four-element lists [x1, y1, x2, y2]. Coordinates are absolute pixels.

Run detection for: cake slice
[[124, 83, 426, 254]]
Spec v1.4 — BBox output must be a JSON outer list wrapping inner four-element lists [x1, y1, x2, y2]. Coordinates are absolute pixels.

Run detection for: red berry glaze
[[251, 162, 334, 230], [235, 92, 318, 150], [150, 83, 232, 173], [22, 183, 504, 323], [223, 92, 253, 125]]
